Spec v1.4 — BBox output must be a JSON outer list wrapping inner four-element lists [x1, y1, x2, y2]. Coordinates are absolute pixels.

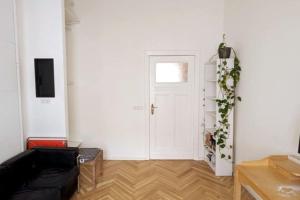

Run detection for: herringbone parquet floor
[[72, 160, 254, 200]]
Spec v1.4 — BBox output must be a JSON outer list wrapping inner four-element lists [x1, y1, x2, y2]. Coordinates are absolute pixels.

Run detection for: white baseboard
[[196, 156, 204, 161], [104, 155, 148, 160], [104, 155, 205, 161]]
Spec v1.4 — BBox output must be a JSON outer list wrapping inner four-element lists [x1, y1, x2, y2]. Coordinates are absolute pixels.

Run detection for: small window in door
[[155, 62, 188, 83]]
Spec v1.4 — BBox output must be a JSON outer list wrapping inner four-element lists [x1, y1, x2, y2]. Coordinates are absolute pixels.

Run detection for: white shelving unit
[[203, 58, 234, 176]]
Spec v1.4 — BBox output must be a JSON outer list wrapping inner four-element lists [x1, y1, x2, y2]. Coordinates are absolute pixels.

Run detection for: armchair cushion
[[27, 167, 79, 191], [9, 188, 60, 200], [33, 147, 78, 169]]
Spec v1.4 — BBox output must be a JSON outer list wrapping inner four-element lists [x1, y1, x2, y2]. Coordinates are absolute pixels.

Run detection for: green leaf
[[221, 154, 225, 158], [217, 139, 224, 145], [218, 43, 225, 49], [237, 96, 242, 101], [220, 135, 227, 139]]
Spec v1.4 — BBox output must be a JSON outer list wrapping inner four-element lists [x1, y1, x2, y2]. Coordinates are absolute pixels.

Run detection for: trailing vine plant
[[214, 37, 242, 160]]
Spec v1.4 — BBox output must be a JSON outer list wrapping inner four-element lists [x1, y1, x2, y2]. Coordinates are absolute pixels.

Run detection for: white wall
[[67, 0, 224, 159], [225, 0, 300, 163], [16, 0, 69, 139], [0, 0, 23, 163]]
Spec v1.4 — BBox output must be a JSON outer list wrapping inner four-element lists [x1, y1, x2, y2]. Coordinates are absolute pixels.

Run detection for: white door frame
[[144, 50, 204, 160]]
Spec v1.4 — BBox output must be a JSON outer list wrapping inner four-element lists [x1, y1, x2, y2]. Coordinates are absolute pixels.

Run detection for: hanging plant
[[214, 36, 241, 160]]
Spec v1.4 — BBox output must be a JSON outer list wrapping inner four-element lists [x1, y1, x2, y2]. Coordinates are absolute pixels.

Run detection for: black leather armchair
[[0, 147, 79, 200]]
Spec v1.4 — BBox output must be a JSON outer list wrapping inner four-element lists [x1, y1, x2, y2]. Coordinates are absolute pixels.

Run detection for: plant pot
[[218, 47, 231, 59]]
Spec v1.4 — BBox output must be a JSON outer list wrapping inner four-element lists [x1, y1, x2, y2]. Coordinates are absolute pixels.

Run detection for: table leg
[[77, 175, 80, 193], [234, 167, 242, 200], [100, 151, 103, 175], [93, 163, 96, 188]]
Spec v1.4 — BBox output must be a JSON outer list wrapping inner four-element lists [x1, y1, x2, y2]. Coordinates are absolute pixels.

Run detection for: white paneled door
[[150, 56, 195, 159]]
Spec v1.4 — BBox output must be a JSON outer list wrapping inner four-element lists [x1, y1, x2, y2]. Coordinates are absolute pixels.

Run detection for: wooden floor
[[72, 160, 254, 200]]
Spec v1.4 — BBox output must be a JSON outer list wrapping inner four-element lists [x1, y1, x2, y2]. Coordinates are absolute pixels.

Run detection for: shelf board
[[205, 111, 216, 118], [206, 96, 217, 100], [204, 63, 216, 67], [206, 79, 217, 82], [205, 128, 216, 133], [205, 110, 216, 113]]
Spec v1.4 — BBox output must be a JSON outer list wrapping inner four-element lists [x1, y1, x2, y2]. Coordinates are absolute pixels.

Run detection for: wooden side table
[[78, 148, 103, 189], [234, 155, 300, 200]]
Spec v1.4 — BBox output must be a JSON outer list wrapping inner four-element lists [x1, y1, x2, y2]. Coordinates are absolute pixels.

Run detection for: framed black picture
[[34, 58, 55, 98]]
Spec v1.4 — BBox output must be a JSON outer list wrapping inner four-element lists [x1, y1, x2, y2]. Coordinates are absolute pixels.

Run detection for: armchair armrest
[[33, 147, 79, 169]]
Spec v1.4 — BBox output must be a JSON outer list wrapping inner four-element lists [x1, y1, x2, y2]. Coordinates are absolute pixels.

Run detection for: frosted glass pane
[[155, 62, 188, 83]]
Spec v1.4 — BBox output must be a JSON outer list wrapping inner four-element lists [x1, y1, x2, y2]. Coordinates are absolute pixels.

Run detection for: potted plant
[[214, 34, 242, 160], [218, 34, 231, 58], [218, 43, 231, 59]]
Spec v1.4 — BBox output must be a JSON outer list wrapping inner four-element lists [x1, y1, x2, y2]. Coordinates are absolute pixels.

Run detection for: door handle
[[151, 104, 158, 115]]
